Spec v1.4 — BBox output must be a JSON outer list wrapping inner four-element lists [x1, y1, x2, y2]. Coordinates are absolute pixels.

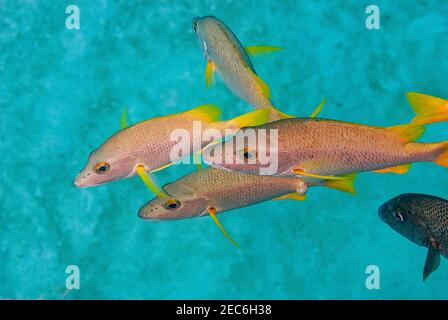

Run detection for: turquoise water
[[1, 0, 448, 299]]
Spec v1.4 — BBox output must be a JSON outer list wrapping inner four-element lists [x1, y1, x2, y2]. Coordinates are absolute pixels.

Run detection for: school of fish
[[74, 15, 448, 280]]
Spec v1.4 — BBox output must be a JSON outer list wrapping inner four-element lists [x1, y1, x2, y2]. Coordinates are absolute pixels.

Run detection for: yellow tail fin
[[223, 109, 270, 130], [186, 104, 222, 123], [407, 92, 448, 125], [434, 142, 448, 168], [321, 174, 357, 194]]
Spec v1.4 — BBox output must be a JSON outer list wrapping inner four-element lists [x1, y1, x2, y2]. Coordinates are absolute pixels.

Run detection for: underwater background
[[1, 0, 447, 299]]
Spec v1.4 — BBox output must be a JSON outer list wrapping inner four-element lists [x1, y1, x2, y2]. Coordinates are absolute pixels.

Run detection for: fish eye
[[94, 162, 110, 174], [394, 207, 404, 222], [238, 148, 256, 160], [163, 199, 181, 210]]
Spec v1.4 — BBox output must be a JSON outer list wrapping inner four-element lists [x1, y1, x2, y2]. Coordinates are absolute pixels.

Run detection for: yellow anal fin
[[274, 193, 306, 201], [387, 123, 425, 142], [373, 164, 412, 174], [136, 165, 169, 198], [245, 45, 284, 57], [208, 207, 240, 248], [292, 168, 345, 180], [247, 67, 270, 98], [407, 92, 448, 125], [322, 174, 357, 194], [120, 106, 129, 130], [310, 97, 327, 118], [205, 60, 216, 88]]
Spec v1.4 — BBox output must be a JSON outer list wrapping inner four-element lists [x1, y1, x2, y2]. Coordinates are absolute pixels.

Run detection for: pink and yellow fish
[[139, 167, 356, 247], [74, 105, 269, 188], [203, 93, 448, 179]]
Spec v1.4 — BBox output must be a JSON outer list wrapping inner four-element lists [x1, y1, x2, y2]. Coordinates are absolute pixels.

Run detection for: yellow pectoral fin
[[208, 207, 240, 248], [292, 168, 345, 180], [310, 97, 327, 118], [274, 193, 306, 201], [373, 164, 412, 174], [120, 106, 129, 130], [245, 45, 284, 57], [205, 61, 216, 88], [322, 173, 357, 194], [136, 165, 169, 198]]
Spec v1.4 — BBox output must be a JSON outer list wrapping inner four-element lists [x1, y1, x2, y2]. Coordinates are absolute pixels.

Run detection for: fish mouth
[[74, 175, 88, 188]]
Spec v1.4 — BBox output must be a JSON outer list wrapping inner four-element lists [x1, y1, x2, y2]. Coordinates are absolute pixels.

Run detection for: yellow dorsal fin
[[310, 97, 327, 118], [247, 67, 270, 98], [186, 104, 222, 123], [373, 164, 412, 174], [245, 45, 284, 57], [407, 92, 448, 125], [274, 193, 306, 201], [292, 168, 345, 180], [120, 106, 129, 129], [205, 60, 216, 88], [208, 207, 240, 248], [387, 123, 425, 142], [136, 165, 170, 198], [321, 174, 357, 194]]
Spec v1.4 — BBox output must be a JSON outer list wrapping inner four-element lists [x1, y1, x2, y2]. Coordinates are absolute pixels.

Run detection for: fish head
[[74, 146, 137, 188], [138, 193, 209, 220], [192, 16, 220, 60], [202, 127, 280, 175], [378, 193, 428, 246]]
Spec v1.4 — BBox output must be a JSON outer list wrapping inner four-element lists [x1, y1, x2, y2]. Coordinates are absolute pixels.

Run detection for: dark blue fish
[[379, 193, 448, 281]]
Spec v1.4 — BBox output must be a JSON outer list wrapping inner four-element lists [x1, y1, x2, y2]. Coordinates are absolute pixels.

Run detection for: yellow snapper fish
[[74, 105, 269, 189], [193, 15, 299, 121], [138, 167, 356, 247], [202, 100, 448, 179]]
